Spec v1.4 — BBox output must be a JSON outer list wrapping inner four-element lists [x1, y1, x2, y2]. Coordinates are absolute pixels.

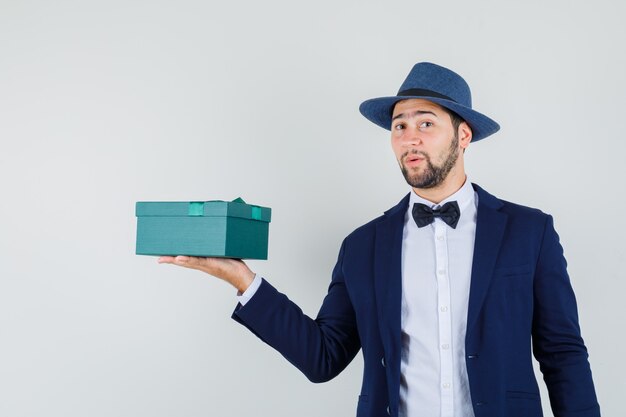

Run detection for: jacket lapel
[[374, 193, 409, 412], [466, 183, 508, 332]]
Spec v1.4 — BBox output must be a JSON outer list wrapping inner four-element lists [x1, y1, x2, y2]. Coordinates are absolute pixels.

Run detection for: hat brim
[[359, 96, 500, 142]]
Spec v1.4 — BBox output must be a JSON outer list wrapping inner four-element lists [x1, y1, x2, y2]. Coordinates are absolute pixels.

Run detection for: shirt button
[[437, 235, 445, 241], [438, 269, 446, 275], [440, 306, 448, 312], [387, 405, 391, 415], [381, 357, 386, 367], [442, 382, 451, 389], [441, 344, 450, 350]]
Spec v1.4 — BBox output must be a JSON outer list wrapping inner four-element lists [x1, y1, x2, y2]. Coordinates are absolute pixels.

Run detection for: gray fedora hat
[[359, 62, 500, 142]]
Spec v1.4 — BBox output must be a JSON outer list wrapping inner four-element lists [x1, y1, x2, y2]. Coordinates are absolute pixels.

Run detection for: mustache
[[401, 149, 429, 162]]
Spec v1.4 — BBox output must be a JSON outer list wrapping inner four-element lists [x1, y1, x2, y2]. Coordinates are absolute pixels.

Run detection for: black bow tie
[[412, 201, 461, 229]]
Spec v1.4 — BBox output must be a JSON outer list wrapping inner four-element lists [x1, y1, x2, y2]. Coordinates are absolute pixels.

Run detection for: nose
[[400, 125, 423, 147]]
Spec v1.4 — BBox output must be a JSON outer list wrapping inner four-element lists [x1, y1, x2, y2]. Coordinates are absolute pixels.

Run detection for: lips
[[404, 155, 424, 167]]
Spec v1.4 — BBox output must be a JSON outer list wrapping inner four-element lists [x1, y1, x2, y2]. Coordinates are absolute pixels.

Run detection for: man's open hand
[[157, 256, 255, 293]]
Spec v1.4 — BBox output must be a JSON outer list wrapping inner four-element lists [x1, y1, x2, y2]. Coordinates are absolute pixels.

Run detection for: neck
[[412, 168, 467, 205]]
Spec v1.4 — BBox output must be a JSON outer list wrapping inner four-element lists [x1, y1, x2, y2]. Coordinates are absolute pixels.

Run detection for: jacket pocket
[[505, 391, 542, 417], [506, 390, 540, 400]]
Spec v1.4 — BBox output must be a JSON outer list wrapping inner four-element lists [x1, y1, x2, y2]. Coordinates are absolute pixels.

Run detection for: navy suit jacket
[[233, 184, 600, 417]]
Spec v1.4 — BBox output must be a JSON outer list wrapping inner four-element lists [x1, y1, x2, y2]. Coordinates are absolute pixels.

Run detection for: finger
[[173, 255, 208, 271], [158, 256, 176, 264], [158, 256, 200, 268], [175, 255, 190, 263], [173, 256, 228, 276]]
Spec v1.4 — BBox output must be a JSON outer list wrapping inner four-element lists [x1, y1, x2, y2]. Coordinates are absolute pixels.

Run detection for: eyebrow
[[392, 110, 438, 121]]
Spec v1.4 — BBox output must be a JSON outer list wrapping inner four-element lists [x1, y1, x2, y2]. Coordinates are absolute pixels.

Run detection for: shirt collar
[[409, 176, 475, 213]]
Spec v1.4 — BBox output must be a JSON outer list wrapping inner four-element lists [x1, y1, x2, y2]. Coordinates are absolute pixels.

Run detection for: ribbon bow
[[412, 201, 460, 229]]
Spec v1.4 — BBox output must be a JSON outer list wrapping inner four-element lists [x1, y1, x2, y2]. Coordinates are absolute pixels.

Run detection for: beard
[[399, 132, 460, 189]]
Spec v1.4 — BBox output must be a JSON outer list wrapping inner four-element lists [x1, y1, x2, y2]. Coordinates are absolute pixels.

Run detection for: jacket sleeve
[[231, 239, 361, 383], [532, 215, 601, 417]]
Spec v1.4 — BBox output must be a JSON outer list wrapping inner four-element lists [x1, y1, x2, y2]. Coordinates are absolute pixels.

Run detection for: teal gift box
[[135, 198, 271, 259]]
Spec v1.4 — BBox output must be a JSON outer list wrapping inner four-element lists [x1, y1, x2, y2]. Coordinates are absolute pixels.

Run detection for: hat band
[[397, 88, 455, 103]]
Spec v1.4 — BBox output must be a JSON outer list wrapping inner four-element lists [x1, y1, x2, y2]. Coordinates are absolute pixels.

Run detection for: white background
[[1, 0, 623, 416]]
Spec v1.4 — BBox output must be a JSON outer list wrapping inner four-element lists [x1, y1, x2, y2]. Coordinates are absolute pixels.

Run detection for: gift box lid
[[135, 197, 271, 222]]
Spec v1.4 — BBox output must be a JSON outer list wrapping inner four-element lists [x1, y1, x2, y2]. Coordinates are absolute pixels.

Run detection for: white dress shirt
[[237, 272, 262, 306], [399, 178, 477, 417], [238, 178, 478, 417]]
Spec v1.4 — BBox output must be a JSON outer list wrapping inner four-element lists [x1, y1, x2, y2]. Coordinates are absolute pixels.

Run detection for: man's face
[[390, 98, 467, 189]]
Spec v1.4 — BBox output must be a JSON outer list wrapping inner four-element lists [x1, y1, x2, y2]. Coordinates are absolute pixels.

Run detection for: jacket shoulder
[[499, 197, 548, 218], [473, 183, 551, 221]]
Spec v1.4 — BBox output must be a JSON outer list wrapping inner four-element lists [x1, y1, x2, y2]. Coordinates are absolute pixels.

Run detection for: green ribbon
[[188, 202, 204, 216], [188, 198, 261, 220], [233, 197, 262, 220]]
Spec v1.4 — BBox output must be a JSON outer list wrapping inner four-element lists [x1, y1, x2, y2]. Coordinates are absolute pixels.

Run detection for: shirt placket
[[434, 215, 454, 417]]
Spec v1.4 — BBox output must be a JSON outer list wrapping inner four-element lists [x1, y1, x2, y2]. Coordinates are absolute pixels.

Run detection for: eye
[[393, 123, 405, 130], [419, 121, 434, 129]]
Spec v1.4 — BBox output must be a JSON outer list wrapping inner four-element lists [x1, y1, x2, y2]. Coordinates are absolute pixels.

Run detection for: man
[[159, 62, 600, 417]]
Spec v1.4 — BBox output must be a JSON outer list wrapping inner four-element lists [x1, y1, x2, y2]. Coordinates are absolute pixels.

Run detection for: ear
[[458, 122, 472, 149]]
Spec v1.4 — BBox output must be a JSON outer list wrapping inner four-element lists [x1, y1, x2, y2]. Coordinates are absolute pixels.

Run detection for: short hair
[[439, 107, 469, 153], [440, 106, 465, 132]]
